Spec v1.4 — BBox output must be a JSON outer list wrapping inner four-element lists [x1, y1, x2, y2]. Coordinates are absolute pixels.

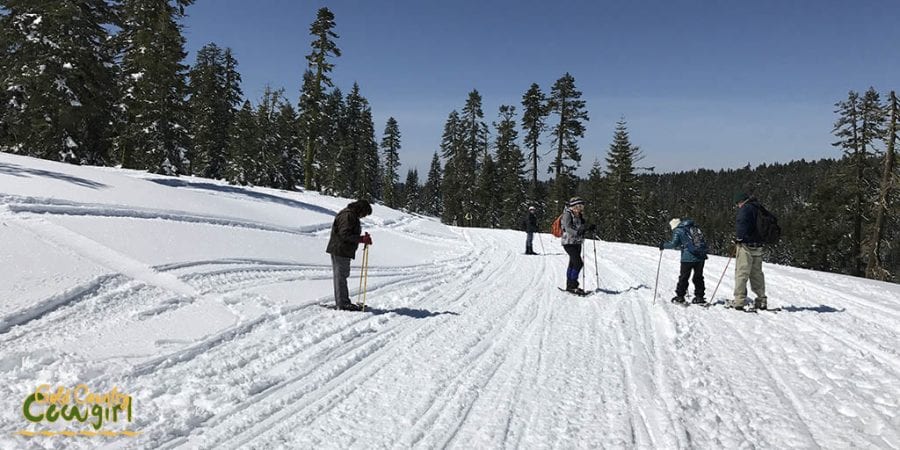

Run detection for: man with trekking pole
[[326, 199, 373, 311]]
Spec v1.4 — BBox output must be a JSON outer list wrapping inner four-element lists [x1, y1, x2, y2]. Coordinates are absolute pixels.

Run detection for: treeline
[[1, 3, 897, 282]]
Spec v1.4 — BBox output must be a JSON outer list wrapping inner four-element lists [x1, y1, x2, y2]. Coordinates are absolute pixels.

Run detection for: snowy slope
[[1, 152, 898, 449]]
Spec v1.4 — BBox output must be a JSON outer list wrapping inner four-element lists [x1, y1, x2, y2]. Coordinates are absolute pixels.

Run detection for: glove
[[359, 232, 372, 246], [659, 243, 665, 250]]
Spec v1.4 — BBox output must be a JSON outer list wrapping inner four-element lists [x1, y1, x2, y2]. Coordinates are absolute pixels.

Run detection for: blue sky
[[181, 0, 900, 177]]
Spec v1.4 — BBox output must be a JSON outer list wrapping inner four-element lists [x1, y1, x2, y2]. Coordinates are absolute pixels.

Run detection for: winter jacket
[[662, 218, 707, 263], [523, 212, 539, 233], [560, 208, 586, 245], [326, 208, 362, 259], [736, 200, 762, 244]]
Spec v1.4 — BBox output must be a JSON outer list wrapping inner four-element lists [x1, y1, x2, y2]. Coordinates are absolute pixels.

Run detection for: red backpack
[[550, 214, 563, 237]]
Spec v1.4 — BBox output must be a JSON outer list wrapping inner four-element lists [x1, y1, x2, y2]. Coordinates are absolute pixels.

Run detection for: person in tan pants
[[729, 191, 767, 311]]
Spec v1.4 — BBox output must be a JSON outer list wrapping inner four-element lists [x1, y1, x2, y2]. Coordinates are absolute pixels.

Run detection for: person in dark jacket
[[560, 197, 596, 294], [730, 191, 767, 311], [523, 206, 539, 255], [659, 218, 707, 304], [325, 200, 373, 311]]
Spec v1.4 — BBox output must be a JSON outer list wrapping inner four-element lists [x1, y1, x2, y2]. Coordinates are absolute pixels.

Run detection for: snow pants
[[676, 260, 705, 298], [331, 254, 352, 308], [734, 244, 766, 306], [526, 232, 534, 253], [563, 244, 584, 289]]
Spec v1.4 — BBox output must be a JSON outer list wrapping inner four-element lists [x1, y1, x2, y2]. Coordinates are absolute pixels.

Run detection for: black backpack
[[755, 203, 782, 244], [684, 225, 709, 258]]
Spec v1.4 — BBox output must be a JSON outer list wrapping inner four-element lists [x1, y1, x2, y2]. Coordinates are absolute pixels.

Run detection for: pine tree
[[494, 105, 527, 229], [275, 100, 301, 189], [548, 73, 589, 211], [521, 83, 549, 200], [187, 43, 242, 178], [117, 0, 193, 175], [476, 154, 500, 227], [832, 88, 885, 276], [402, 168, 420, 212], [381, 117, 402, 208], [0, 0, 118, 164], [319, 87, 344, 195], [602, 119, 642, 242], [584, 160, 605, 233], [422, 152, 443, 217], [343, 83, 379, 200], [301, 7, 340, 190], [458, 90, 489, 226], [297, 69, 320, 187], [255, 86, 284, 186], [226, 100, 257, 185], [866, 91, 898, 280], [440, 110, 463, 224]]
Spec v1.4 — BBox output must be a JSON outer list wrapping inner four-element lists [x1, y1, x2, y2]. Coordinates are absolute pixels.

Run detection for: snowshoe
[[671, 296, 687, 306], [337, 302, 363, 311], [691, 296, 706, 304]]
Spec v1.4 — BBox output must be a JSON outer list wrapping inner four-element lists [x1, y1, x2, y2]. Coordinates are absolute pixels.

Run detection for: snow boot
[[338, 302, 362, 311], [671, 296, 687, 304], [754, 297, 768, 310], [725, 299, 745, 310], [691, 296, 707, 304]]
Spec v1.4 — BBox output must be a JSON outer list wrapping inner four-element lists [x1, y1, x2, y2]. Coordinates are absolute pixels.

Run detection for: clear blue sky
[[181, 0, 900, 177]]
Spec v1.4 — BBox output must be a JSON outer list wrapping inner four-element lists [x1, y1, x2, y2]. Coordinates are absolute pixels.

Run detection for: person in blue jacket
[[659, 218, 707, 304]]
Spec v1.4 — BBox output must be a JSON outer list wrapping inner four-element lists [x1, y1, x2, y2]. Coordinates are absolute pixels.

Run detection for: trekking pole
[[593, 237, 599, 291], [538, 232, 546, 255], [581, 243, 586, 290], [652, 249, 663, 304], [709, 245, 735, 303], [357, 244, 370, 310]]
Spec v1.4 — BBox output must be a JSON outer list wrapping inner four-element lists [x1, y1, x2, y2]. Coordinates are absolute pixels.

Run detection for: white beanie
[[669, 218, 681, 230]]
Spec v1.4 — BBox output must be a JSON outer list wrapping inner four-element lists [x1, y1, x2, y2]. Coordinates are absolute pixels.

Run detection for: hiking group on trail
[[325, 188, 779, 312]]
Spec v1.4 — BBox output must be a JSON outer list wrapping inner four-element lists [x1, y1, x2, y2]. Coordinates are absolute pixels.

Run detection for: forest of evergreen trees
[[1, 3, 897, 282]]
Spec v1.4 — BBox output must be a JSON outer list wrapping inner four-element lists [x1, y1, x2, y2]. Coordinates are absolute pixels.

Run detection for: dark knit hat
[[348, 199, 372, 216], [732, 191, 750, 204], [567, 197, 586, 207]]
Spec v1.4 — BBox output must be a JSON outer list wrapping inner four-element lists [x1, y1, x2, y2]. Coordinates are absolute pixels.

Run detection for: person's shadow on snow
[[596, 284, 649, 295], [780, 304, 845, 313], [364, 307, 459, 319]]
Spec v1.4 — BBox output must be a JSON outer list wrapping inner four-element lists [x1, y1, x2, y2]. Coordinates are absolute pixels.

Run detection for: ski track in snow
[[2, 157, 899, 449]]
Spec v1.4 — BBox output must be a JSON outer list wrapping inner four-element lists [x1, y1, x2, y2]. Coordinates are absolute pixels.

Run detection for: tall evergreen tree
[[401, 168, 420, 212], [866, 91, 898, 280], [548, 73, 589, 210], [342, 83, 378, 200], [494, 105, 527, 229], [602, 119, 642, 242], [832, 88, 885, 276], [319, 87, 344, 195], [440, 110, 463, 224], [255, 86, 284, 186], [226, 100, 257, 185], [301, 7, 340, 190], [187, 43, 242, 178], [521, 83, 549, 199], [476, 154, 500, 227], [117, 0, 193, 175], [0, 0, 118, 164], [422, 152, 443, 217], [458, 90, 489, 225], [381, 117, 402, 208], [274, 100, 301, 190]]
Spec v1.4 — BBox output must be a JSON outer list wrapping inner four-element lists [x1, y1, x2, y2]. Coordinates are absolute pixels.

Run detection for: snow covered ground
[[1, 152, 898, 449]]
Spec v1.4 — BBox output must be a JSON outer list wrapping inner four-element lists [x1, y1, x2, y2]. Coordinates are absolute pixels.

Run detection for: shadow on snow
[[0, 162, 108, 189], [147, 178, 336, 216]]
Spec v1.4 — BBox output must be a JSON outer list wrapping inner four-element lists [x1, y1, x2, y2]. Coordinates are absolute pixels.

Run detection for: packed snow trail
[[1, 153, 899, 449]]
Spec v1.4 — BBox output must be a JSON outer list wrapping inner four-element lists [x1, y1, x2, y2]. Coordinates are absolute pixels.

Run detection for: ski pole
[[538, 231, 546, 255], [710, 245, 735, 303], [361, 245, 370, 311], [593, 237, 599, 291], [652, 249, 663, 304]]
